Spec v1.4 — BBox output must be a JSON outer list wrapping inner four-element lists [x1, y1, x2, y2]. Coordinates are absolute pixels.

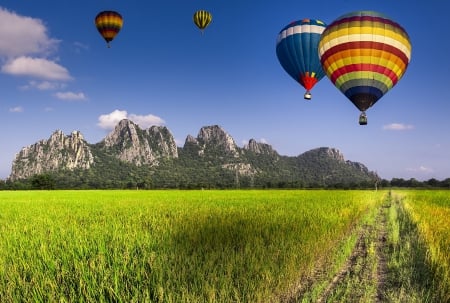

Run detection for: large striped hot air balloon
[[193, 10, 212, 35], [95, 11, 123, 48], [318, 11, 411, 124], [276, 19, 327, 100]]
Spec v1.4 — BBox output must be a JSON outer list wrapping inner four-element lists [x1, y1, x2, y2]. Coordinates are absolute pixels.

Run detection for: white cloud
[[406, 166, 434, 174], [98, 110, 128, 129], [2, 56, 72, 80], [174, 138, 184, 147], [383, 123, 414, 131], [9, 106, 23, 113], [128, 113, 165, 129], [97, 110, 165, 130], [0, 8, 73, 86], [242, 138, 269, 146], [54, 91, 87, 101], [0, 7, 59, 58], [419, 166, 433, 173]]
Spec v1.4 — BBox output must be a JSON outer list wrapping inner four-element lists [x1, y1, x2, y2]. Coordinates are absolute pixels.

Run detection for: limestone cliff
[[184, 125, 240, 157], [10, 130, 94, 180], [101, 119, 178, 166]]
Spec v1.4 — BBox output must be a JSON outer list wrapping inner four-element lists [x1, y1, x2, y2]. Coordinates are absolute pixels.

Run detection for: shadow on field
[[164, 210, 297, 298], [170, 211, 286, 257]]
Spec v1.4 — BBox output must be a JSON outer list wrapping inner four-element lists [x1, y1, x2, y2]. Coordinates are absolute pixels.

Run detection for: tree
[[426, 178, 439, 187], [440, 178, 450, 188], [390, 178, 406, 187], [31, 174, 55, 190]]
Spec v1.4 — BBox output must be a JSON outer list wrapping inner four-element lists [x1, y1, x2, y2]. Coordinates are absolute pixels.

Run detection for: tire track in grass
[[279, 197, 389, 303], [277, 230, 363, 303], [316, 225, 371, 302], [375, 203, 389, 302], [315, 202, 389, 303]]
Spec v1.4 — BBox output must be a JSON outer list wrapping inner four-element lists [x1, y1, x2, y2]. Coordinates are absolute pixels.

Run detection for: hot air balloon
[[95, 11, 123, 47], [276, 19, 327, 100], [318, 11, 411, 125], [193, 10, 212, 34]]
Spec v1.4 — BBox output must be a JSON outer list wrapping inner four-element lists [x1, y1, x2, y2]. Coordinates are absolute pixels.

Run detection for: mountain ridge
[[9, 119, 378, 188]]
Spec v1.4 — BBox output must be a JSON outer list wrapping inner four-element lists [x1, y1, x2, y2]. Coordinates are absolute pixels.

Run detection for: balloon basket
[[304, 91, 312, 100], [359, 112, 367, 125]]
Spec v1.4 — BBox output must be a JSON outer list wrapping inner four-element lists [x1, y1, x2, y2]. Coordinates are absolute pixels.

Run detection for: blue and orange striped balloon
[[276, 19, 327, 100], [318, 11, 411, 115]]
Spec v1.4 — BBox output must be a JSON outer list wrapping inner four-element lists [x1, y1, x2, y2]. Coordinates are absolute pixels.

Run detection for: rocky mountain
[[244, 139, 278, 156], [288, 147, 375, 186], [10, 130, 94, 180], [99, 119, 178, 166], [9, 120, 378, 188], [184, 125, 240, 158]]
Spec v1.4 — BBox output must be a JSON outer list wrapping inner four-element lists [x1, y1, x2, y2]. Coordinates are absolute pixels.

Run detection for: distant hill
[[9, 119, 378, 189]]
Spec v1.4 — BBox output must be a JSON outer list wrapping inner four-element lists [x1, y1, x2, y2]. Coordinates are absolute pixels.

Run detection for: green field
[[0, 190, 448, 302], [394, 190, 450, 301]]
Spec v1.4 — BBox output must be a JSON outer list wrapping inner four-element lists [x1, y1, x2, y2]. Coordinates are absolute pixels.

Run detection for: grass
[[320, 201, 382, 303], [397, 190, 450, 302], [283, 190, 450, 303], [298, 191, 388, 303], [1, 189, 448, 302], [0, 190, 381, 302], [384, 193, 432, 302]]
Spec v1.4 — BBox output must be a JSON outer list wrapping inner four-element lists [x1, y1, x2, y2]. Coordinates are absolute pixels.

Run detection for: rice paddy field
[[0, 189, 448, 302], [394, 190, 450, 301]]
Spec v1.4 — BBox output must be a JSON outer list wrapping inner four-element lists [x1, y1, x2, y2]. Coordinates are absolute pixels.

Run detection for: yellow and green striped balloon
[[318, 11, 411, 123], [193, 10, 212, 34]]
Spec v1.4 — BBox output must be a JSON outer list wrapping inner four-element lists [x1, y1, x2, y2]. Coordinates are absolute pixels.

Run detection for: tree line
[[1, 173, 449, 190]]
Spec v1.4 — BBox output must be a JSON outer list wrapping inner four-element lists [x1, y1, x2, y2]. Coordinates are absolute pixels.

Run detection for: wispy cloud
[[54, 91, 87, 101], [97, 109, 165, 130], [9, 106, 23, 113], [383, 123, 414, 131], [20, 80, 67, 91], [73, 41, 89, 53]]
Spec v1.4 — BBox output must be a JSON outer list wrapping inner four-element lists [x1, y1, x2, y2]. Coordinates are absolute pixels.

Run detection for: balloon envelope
[[193, 10, 212, 33], [95, 11, 123, 47], [276, 19, 327, 99], [318, 11, 411, 112]]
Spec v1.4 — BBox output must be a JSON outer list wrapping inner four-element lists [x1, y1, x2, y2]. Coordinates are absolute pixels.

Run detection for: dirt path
[[317, 202, 389, 303], [375, 204, 389, 302], [281, 201, 390, 303], [316, 203, 389, 302]]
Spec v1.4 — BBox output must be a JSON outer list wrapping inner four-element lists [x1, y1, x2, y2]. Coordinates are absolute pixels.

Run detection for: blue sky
[[1, 1, 449, 181]]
